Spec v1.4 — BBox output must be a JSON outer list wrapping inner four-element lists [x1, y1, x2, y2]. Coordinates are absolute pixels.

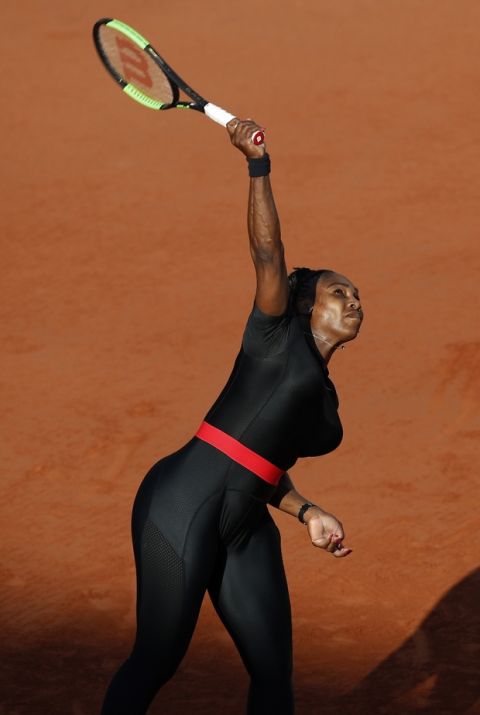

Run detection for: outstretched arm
[[227, 119, 289, 316], [270, 472, 352, 558]]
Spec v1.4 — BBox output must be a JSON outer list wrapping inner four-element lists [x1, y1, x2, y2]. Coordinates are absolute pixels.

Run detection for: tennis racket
[[92, 18, 264, 145]]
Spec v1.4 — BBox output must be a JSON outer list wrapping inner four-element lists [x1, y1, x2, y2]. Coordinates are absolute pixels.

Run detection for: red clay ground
[[1, 1, 479, 713]]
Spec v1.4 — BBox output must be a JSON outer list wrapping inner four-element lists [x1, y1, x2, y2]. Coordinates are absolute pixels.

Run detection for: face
[[311, 271, 364, 343]]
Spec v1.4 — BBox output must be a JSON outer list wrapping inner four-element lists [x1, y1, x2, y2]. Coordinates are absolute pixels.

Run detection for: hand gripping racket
[[92, 18, 264, 145]]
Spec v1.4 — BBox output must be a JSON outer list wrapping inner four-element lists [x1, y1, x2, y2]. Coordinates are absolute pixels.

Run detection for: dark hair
[[288, 267, 334, 315]]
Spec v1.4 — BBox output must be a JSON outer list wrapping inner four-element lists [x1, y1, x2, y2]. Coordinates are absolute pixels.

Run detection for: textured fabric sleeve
[[242, 301, 292, 358]]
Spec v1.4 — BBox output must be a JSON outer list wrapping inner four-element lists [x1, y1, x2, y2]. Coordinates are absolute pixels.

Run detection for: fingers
[[312, 536, 332, 549], [226, 117, 239, 136], [228, 119, 264, 140], [312, 534, 343, 551], [226, 117, 262, 132], [226, 118, 266, 156], [333, 546, 352, 558], [331, 533, 352, 558], [326, 533, 342, 553], [308, 514, 351, 558], [313, 532, 352, 558]]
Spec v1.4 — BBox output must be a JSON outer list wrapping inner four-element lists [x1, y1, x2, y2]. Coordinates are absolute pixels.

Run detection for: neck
[[310, 330, 345, 364]]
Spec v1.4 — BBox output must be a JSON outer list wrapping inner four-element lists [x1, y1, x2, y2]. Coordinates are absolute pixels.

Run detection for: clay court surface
[[1, 1, 479, 713]]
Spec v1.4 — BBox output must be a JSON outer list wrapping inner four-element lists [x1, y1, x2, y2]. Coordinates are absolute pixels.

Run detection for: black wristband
[[247, 153, 271, 178], [298, 502, 315, 525]]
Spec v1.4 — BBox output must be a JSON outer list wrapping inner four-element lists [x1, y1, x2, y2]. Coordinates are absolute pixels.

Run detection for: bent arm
[[269, 472, 351, 556], [227, 119, 289, 316]]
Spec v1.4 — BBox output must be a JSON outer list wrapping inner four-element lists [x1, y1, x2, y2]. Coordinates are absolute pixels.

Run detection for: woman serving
[[101, 119, 363, 715]]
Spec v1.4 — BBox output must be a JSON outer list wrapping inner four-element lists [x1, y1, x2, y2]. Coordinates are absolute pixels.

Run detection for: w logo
[[116, 37, 153, 88]]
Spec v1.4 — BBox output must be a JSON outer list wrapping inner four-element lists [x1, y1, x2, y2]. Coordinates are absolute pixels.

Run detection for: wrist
[[298, 501, 315, 524], [244, 147, 266, 160], [247, 153, 270, 178], [299, 504, 326, 525]]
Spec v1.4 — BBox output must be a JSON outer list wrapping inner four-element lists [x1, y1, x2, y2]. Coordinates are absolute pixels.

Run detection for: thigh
[[132, 506, 221, 662], [101, 442, 228, 715], [208, 509, 293, 680], [130, 439, 228, 658]]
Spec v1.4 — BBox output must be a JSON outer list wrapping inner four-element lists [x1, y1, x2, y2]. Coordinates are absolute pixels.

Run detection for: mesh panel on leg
[[139, 518, 185, 645], [143, 518, 184, 581]]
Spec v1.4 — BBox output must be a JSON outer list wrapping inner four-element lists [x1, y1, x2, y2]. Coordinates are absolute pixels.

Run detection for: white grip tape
[[204, 103, 235, 127]]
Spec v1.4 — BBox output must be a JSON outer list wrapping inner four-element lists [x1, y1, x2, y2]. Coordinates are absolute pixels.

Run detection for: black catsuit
[[100, 299, 343, 715]]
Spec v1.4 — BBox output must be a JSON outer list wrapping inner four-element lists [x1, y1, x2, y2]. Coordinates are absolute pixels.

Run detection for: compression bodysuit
[[100, 300, 343, 715]]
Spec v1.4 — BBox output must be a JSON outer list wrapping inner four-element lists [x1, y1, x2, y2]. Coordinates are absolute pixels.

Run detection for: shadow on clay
[[0, 569, 478, 714], [325, 567, 480, 714]]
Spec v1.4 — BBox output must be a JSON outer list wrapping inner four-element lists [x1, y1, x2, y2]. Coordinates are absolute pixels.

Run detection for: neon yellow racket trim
[[107, 19, 149, 49], [123, 84, 165, 109]]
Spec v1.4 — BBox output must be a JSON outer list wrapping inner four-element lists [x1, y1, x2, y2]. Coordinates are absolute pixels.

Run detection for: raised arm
[[227, 119, 289, 316]]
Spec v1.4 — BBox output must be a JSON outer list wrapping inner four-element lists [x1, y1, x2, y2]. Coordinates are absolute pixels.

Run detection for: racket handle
[[204, 103, 265, 146]]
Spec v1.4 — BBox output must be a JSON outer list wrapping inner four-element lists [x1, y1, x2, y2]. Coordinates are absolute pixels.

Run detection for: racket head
[[93, 18, 180, 110], [92, 17, 264, 146]]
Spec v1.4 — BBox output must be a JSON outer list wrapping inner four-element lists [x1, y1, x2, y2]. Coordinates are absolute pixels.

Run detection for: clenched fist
[[226, 118, 266, 159]]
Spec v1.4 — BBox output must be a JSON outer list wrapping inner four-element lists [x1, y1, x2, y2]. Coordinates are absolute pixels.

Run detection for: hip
[[132, 437, 278, 551]]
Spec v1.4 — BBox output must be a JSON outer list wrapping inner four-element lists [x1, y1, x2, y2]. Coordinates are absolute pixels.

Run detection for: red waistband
[[195, 421, 284, 486]]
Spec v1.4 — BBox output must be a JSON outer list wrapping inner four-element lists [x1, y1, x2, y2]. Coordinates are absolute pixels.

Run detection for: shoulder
[[242, 300, 295, 358]]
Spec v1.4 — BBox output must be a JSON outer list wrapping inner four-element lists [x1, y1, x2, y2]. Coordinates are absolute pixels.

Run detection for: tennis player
[[100, 118, 363, 715]]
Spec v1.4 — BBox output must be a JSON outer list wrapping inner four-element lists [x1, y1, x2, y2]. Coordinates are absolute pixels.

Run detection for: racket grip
[[204, 102, 235, 126], [204, 103, 265, 145]]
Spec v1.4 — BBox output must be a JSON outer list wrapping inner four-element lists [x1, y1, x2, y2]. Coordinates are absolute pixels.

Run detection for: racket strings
[[98, 25, 175, 104]]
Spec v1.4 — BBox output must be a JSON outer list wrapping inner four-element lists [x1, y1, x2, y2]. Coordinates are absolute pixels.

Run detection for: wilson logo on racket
[[115, 37, 153, 88]]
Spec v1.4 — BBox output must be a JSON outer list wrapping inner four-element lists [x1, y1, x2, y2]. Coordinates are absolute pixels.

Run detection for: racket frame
[[92, 18, 264, 144]]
